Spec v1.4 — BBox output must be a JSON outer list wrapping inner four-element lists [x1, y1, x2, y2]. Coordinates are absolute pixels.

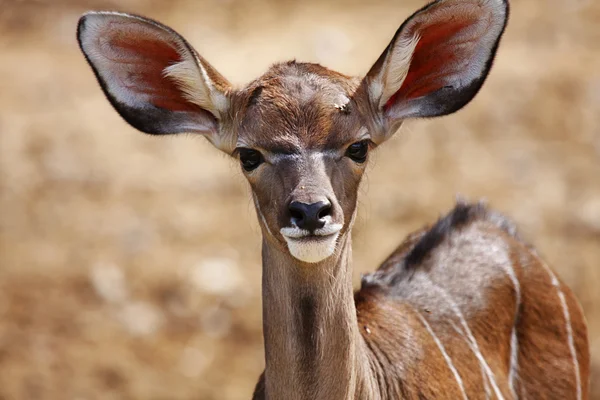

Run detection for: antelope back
[[358, 203, 590, 399]]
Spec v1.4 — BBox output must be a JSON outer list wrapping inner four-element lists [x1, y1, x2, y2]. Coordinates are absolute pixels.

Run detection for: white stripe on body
[[429, 279, 505, 400], [415, 310, 468, 400], [448, 320, 491, 399], [498, 259, 521, 398], [540, 261, 582, 400], [252, 192, 274, 237]]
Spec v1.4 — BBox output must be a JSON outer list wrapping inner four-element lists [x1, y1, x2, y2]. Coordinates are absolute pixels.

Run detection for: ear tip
[[76, 14, 91, 47], [77, 12, 104, 48], [78, 10, 109, 23], [77, 13, 91, 35], [77, 11, 136, 30], [77, 11, 137, 48], [77, 12, 108, 39]]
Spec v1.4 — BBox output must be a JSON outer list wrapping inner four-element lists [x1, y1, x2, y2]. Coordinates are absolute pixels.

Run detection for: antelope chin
[[280, 224, 342, 263]]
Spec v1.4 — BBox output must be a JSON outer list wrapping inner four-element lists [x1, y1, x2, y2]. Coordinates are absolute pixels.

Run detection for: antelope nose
[[288, 200, 332, 232]]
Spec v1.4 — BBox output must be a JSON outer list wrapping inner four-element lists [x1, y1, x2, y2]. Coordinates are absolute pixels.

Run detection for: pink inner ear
[[384, 14, 479, 109], [104, 29, 201, 113]]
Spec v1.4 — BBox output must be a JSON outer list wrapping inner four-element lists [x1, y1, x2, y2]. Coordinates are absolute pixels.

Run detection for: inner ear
[[364, 0, 509, 128], [386, 3, 502, 110], [103, 31, 201, 113]]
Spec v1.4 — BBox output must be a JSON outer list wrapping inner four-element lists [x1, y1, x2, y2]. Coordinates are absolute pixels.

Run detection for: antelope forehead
[[237, 94, 365, 151]]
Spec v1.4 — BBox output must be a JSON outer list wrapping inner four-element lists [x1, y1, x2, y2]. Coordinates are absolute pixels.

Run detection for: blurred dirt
[[0, 0, 599, 399]]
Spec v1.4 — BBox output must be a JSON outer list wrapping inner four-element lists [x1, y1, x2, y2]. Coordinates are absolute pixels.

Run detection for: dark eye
[[345, 140, 369, 163], [238, 148, 264, 172]]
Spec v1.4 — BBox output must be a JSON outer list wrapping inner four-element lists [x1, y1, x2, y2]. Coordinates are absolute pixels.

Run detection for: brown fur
[[251, 202, 590, 399], [232, 62, 361, 151], [77, 1, 590, 399], [346, 203, 590, 399]]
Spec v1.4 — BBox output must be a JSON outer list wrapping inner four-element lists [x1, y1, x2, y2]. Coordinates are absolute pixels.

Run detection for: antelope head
[[77, 0, 508, 265]]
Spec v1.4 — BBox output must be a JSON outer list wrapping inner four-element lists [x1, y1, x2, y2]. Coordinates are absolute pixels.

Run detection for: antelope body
[[77, 0, 590, 399]]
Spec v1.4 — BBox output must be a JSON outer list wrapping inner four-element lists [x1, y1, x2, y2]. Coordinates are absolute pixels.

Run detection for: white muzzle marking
[[280, 223, 342, 263]]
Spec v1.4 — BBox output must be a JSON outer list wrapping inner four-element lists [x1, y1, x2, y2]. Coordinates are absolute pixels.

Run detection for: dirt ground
[[0, 0, 599, 398]]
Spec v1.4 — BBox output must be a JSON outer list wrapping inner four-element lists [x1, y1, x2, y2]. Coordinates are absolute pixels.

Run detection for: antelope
[[77, 0, 590, 398]]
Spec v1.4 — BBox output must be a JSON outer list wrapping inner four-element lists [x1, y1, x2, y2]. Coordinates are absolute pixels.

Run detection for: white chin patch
[[283, 233, 339, 263]]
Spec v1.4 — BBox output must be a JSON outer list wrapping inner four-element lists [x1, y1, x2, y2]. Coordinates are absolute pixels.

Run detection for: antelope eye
[[238, 148, 264, 172], [345, 140, 369, 163]]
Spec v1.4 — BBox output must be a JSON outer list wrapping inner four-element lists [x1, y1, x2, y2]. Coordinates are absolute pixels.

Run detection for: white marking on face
[[356, 126, 370, 141], [239, 128, 372, 166], [252, 192, 274, 237], [280, 223, 342, 263], [540, 261, 582, 400], [415, 310, 468, 400], [309, 150, 338, 160], [269, 152, 302, 164]]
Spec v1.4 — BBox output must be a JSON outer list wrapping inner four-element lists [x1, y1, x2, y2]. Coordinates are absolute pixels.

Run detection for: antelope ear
[[77, 12, 234, 153], [364, 0, 508, 141]]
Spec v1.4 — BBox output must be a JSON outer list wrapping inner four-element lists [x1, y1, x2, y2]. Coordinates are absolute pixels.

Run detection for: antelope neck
[[261, 233, 372, 400]]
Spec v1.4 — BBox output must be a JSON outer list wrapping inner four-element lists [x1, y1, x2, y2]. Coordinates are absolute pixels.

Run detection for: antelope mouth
[[280, 224, 342, 263], [280, 224, 342, 239]]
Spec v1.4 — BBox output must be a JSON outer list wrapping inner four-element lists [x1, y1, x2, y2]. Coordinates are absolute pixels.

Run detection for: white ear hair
[[163, 51, 229, 119], [369, 33, 421, 109]]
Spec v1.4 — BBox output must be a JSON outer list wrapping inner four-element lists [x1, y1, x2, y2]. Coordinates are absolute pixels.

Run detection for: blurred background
[[0, 0, 599, 398]]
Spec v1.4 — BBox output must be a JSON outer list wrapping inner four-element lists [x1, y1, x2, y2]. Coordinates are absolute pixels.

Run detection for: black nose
[[288, 200, 332, 232]]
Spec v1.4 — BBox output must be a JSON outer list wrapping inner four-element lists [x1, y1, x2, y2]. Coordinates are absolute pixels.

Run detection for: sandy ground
[[0, 0, 599, 398]]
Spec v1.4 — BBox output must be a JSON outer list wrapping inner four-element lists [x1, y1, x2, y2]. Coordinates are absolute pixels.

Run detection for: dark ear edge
[[77, 12, 218, 136], [399, 70, 494, 119]]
